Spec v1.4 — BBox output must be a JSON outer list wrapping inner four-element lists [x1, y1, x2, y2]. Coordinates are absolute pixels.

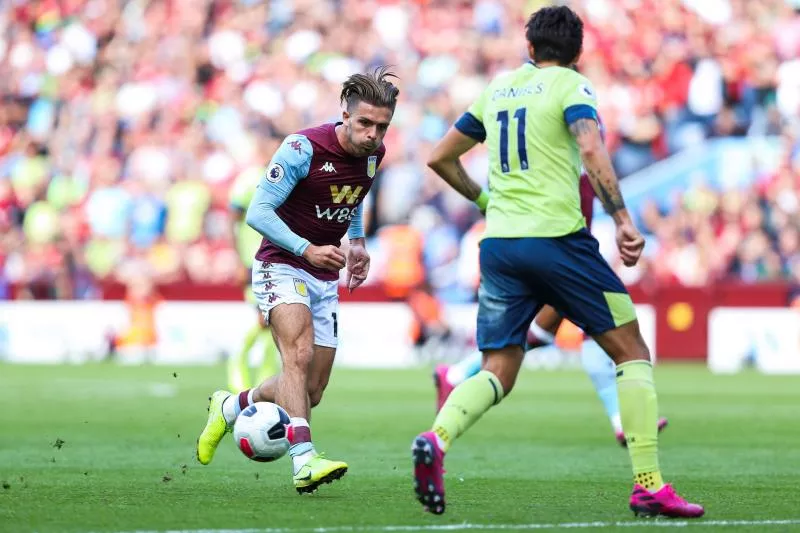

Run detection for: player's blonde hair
[[340, 66, 400, 113]]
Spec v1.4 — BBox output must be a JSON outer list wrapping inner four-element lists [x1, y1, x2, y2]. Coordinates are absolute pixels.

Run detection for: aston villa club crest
[[293, 278, 308, 297], [367, 156, 377, 178]]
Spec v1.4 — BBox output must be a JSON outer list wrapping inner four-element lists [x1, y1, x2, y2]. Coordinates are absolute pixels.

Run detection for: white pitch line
[[110, 518, 800, 533]]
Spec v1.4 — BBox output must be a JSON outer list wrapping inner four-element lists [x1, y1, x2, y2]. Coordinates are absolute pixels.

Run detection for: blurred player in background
[[434, 174, 668, 447], [106, 269, 160, 362], [227, 169, 280, 391], [411, 7, 703, 518], [197, 67, 398, 494]]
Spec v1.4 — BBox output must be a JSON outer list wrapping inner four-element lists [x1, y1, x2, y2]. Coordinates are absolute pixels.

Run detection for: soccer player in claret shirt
[[411, 7, 703, 518], [197, 67, 399, 494]]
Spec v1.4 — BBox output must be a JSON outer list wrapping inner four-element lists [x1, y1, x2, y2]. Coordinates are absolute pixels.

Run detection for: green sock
[[228, 323, 260, 390], [432, 370, 504, 453], [616, 360, 663, 491], [255, 328, 280, 383]]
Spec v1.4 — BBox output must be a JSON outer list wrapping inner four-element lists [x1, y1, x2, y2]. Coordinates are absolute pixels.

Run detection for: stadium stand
[[0, 0, 798, 301]]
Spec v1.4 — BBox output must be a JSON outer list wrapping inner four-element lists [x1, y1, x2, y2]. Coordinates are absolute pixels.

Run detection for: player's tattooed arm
[[569, 118, 627, 220], [451, 159, 483, 200], [428, 127, 482, 202]]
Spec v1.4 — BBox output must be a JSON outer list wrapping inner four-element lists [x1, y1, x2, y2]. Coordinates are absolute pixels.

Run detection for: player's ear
[[527, 42, 535, 61], [342, 109, 351, 124]]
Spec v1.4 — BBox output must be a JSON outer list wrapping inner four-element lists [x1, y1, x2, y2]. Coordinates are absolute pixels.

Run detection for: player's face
[[342, 101, 393, 156]]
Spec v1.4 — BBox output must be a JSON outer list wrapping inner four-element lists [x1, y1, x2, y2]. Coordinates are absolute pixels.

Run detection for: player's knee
[[497, 375, 516, 397], [622, 324, 651, 363], [595, 321, 651, 365], [482, 348, 524, 396], [634, 340, 652, 362]]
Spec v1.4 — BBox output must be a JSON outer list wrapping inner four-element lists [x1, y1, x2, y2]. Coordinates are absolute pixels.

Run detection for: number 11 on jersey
[[497, 108, 529, 173]]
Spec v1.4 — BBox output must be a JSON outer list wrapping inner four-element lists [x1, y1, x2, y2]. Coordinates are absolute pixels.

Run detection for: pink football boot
[[411, 431, 446, 514], [630, 483, 705, 518], [433, 365, 455, 413]]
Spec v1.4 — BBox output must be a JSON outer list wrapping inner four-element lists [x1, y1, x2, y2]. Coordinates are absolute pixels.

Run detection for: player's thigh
[[267, 304, 314, 367], [537, 229, 639, 341], [532, 305, 563, 335], [252, 263, 314, 365], [477, 238, 541, 352]]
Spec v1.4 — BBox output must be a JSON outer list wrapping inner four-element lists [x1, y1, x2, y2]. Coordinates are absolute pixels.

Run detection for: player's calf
[[481, 348, 523, 396], [309, 386, 324, 408]]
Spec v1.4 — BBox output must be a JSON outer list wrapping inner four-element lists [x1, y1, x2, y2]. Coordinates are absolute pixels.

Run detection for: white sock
[[610, 414, 623, 434], [446, 351, 483, 386], [288, 417, 316, 473], [529, 321, 556, 344], [291, 449, 316, 473], [221, 396, 238, 425], [221, 389, 255, 425]]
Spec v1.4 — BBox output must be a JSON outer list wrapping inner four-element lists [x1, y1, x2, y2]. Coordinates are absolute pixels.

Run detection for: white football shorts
[[251, 262, 339, 348]]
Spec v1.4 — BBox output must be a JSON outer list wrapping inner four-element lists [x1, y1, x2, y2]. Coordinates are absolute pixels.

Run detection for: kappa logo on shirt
[[320, 162, 336, 173]]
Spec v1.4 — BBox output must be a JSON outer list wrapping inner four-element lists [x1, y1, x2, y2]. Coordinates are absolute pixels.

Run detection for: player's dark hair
[[340, 66, 400, 113], [525, 6, 584, 66]]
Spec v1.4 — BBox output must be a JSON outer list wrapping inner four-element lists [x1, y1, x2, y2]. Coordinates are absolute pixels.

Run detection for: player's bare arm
[[570, 118, 644, 266], [569, 118, 625, 217], [427, 127, 483, 206]]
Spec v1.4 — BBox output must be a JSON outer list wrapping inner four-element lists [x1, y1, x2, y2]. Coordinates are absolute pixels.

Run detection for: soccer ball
[[233, 402, 291, 462]]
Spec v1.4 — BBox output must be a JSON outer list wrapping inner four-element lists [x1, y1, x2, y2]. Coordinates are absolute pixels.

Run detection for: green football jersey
[[461, 62, 599, 238], [229, 166, 264, 266]]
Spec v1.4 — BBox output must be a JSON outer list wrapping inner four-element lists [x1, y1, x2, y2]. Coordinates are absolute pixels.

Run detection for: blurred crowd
[[0, 0, 799, 301], [596, 146, 800, 290]]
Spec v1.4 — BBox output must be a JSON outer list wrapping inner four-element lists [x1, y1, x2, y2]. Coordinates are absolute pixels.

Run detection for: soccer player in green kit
[[410, 6, 703, 519], [228, 168, 280, 391]]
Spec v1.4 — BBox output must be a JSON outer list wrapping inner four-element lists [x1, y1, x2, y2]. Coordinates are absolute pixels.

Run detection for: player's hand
[[346, 241, 370, 293], [303, 244, 346, 272], [615, 222, 645, 267]]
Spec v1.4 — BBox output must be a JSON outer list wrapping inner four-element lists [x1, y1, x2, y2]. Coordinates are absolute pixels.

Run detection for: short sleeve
[[454, 86, 491, 142], [561, 73, 599, 126], [262, 134, 313, 189]]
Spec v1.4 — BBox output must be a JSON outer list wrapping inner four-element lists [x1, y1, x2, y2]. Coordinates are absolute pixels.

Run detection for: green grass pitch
[[1, 363, 799, 533]]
